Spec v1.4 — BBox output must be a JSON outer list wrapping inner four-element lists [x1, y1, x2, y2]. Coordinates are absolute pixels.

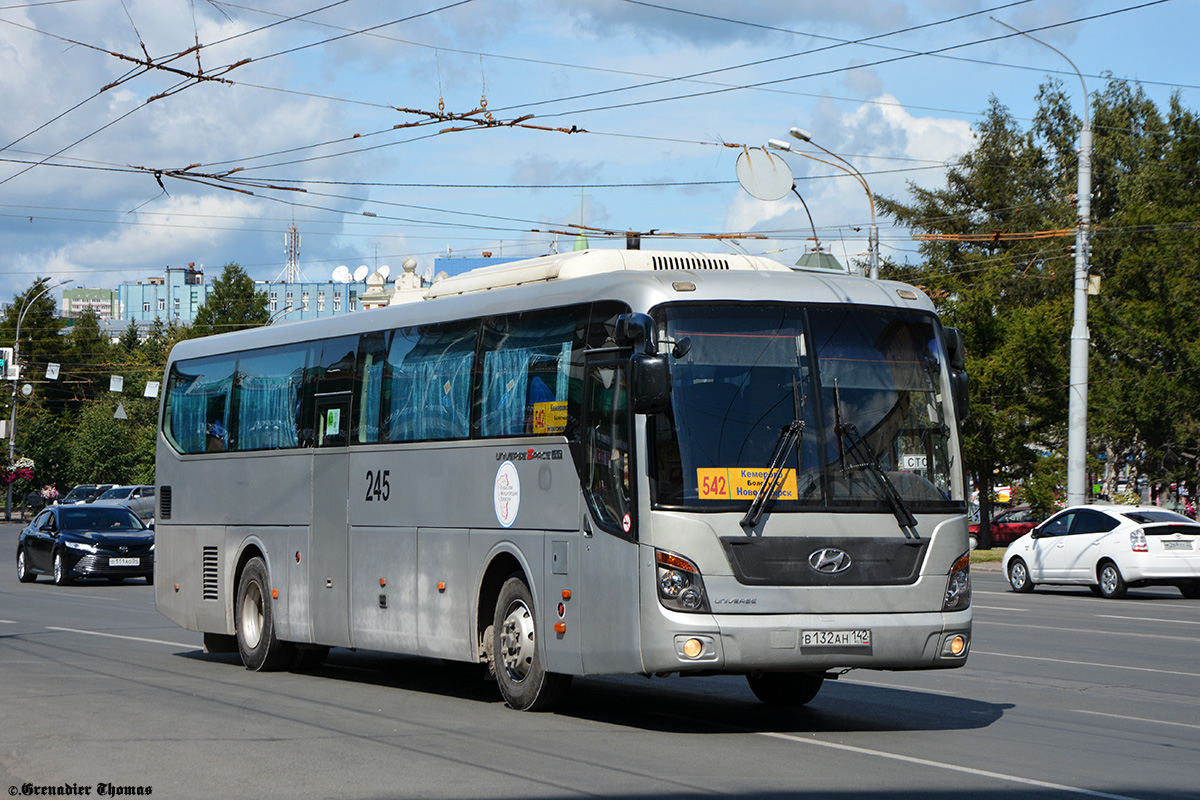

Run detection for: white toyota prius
[[1002, 504, 1200, 599]]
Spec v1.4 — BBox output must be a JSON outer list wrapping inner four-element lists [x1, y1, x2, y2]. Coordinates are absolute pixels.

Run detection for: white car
[[1002, 504, 1200, 599]]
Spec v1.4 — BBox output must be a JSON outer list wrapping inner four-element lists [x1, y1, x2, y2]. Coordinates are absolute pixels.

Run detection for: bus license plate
[[801, 629, 871, 647], [1162, 540, 1193, 550], [109, 557, 140, 567]]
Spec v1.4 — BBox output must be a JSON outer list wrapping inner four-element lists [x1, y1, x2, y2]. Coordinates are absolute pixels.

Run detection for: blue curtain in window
[[237, 375, 299, 450], [359, 358, 383, 443], [482, 348, 532, 436], [388, 352, 473, 441], [170, 376, 232, 454]]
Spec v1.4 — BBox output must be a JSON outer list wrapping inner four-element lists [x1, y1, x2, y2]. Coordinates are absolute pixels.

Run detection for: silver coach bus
[[155, 249, 972, 711]]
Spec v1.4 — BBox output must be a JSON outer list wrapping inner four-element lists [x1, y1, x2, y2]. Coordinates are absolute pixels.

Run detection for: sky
[[0, 0, 1195, 306]]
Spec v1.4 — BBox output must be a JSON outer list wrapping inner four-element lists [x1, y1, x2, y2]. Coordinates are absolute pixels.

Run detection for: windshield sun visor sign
[[697, 468, 798, 501]]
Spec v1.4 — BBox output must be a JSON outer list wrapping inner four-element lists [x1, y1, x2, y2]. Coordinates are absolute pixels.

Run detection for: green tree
[[191, 262, 269, 337], [879, 95, 1071, 545]]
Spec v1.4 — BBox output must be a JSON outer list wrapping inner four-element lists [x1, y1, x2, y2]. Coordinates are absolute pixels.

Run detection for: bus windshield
[[651, 302, 960, 512]]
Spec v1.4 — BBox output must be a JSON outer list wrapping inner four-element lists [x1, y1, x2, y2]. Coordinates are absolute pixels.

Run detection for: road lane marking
[[1074, 709, 1200, 731], [46, 626, 196, 648], [1096, 614, 1200, 625], [0, 620, 16, 624], [972, 604, 1030, 612], [980, 619, 1197, 643], [974, 649, 1200, 678], [758, 731, 1142, 800]]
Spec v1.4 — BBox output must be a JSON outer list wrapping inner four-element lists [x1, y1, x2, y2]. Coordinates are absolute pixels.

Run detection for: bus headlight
[[942, 552, 971, 611], [656, 550, 710, 613]]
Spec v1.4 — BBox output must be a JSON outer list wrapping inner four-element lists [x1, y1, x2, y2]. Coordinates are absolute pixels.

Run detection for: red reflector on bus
[[554, 622, 566, 634]]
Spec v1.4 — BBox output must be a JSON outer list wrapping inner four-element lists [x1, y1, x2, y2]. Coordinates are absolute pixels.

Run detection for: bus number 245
[[365, 469, 391, 502]]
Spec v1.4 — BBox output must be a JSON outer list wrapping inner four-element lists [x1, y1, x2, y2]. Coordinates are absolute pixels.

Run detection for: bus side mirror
[[616, 313, 656, 354], [630, 353, 671, 415], [944, 327, 969, 422]]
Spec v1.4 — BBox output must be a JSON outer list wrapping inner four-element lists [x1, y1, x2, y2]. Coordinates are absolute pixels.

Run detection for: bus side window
[[383, 322, 475, 442], [353, 331, 389, 444], [232, 342, 306, 451], [164, 355, 235, 454], [479, 309, 581, 438]]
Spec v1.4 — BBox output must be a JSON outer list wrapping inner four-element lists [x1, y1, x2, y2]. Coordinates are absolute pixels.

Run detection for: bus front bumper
[[643, 609, 972, 674]]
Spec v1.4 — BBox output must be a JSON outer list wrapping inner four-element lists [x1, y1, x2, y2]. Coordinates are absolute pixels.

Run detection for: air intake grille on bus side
[[651, 255, 730, 271], [158, 486, 171, 519], [202, 547, 219, 601]]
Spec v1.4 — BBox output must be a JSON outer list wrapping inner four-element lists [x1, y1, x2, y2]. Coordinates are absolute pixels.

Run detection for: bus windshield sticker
[[494, 460, 521, 528], [697, 468, 798, 501], [326, 408, 341, 436], [532, 401, 568, 434]]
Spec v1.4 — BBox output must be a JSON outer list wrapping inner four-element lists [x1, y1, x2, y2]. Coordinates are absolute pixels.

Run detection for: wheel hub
[[499, 600, 535, 683], [241, 582, 264, 648]]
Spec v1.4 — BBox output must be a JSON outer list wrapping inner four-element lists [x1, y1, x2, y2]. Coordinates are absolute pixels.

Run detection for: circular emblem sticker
[[622, 513, 632, 534], [494, 460, 521, 528]]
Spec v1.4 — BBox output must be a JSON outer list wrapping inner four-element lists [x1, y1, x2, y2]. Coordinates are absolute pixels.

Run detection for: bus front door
[[579, 356, 643, 674]]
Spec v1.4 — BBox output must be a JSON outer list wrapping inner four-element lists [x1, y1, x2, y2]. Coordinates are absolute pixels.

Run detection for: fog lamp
[[682, 638, 704, 658]]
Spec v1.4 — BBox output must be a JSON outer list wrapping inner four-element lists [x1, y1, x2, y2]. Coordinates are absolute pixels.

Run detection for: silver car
[[90, 485, 156, 521]]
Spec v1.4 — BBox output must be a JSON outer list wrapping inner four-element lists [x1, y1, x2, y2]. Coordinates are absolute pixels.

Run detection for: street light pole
[[6, 277, 72, 520], [994, 18, 1092, 506], [770, 128, 879, 279]]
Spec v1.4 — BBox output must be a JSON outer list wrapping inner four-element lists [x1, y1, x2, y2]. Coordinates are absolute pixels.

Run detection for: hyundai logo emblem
[[809, 548, 852, 574]]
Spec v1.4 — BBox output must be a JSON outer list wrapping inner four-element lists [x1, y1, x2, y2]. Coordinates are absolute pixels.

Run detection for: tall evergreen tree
[[191, 262, 269, 337]]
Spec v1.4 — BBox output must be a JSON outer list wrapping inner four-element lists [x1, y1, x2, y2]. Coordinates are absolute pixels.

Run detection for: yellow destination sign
[[696, 467, 798, 501]]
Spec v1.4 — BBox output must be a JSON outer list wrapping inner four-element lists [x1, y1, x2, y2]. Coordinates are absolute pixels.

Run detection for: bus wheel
[[235, 557, 293, 671], [746, 671, 824, 707], [492, 575, 571, 711]]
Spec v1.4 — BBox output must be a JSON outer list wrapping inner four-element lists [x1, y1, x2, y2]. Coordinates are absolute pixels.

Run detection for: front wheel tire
[[52, 551, 72, 586], [1098, 561, 1127, 599], [492, 575, 570, 711], [1007, 558, 1033, 593], [16, 548, 36, 583], [235, 557, 293, 671], [746, 672, 824, 707]]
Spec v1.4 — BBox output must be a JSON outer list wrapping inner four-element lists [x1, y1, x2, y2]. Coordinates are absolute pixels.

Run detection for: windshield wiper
[[831, 384, 919, 538], [740, 419, 804, 530]]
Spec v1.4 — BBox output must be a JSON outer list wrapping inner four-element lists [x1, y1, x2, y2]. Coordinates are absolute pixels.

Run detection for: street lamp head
[[767, 139, 792, 152], [789, 127, 813, 143]]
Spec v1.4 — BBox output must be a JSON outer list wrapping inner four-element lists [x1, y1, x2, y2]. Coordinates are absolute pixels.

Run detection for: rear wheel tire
[[235, 557, 293, 671], [746, 672, 824, 707], [16, 548, 36, 583], [203, 632, 239, 654], [1007, 558, 1033, 593], [1098, 561, 1127, 599], [52, 551, 72, 586], [291, 645, 330, 672], [492, 575, 570, 711]]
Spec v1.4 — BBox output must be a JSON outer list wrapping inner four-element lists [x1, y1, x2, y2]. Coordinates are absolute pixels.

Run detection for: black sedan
[[16, 504, 154, 585]]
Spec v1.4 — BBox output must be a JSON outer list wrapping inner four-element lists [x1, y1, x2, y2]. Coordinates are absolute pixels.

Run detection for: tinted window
[[1039, 512, 1073, 537], [382, 323, 476, 442], [233, 343, 306, 451], [479, 309, 582, 438], [165, 354, 236, 453], [59, 506, 145, 531], [98, 487, 133, 500], [1123, 509, 1193, 524], [354, 331, 390, 444], [1071, 510, 1120, 535]]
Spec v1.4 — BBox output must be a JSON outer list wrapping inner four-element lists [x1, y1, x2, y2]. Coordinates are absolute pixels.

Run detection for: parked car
[[91, 484, 156, 520], [15, 504, 154, 585], [1002, 505, 1200, 599], [56, 484, 115, 505], [969, 505, 1045, 549]]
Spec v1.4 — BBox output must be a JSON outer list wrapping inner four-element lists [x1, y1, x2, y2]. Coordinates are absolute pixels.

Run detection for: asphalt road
[[1, 521, 1197, 800]]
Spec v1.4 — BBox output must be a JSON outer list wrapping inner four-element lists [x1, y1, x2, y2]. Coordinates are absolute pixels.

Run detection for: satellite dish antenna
[[333, 265, 351, 282], [377, 264, 391, 279], [736, 147, 793, 201], [353, 265, 369, 282], [403, 257, 419, 272]]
